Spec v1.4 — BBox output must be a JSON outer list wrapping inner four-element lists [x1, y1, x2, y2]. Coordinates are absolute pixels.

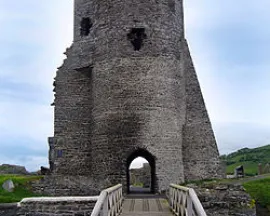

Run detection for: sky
[[0, 0, 269, 171]]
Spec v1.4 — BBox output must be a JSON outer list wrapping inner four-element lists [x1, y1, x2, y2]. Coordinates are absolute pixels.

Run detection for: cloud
[[130, 157, 148, 169], [0, 1, 73, 171]]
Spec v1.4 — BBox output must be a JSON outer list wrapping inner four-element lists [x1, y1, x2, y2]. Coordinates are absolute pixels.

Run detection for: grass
[[243, 177, 270, 208], [132, 182, 144, 187], [0, 175, 44, 203]]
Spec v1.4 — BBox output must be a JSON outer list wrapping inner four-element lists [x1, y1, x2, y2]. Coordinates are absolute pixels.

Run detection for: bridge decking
[[121, 198, 173, 216]]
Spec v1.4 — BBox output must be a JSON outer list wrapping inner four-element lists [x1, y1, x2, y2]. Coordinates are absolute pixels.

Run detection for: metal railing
[[169, 184, 207, 216], [91, 184, 123, 216]]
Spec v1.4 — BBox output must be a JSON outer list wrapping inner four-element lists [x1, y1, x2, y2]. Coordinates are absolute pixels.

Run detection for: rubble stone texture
[[17, 197, 97, 216], [48, 0, 224, 195], [188, 183, 256, 216]]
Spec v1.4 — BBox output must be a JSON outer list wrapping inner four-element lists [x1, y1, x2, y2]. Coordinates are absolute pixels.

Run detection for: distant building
[[234, 165, 244, 178]]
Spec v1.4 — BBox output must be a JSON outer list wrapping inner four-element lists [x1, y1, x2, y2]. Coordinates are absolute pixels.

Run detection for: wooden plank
[[122, 199, 133, 213], [121, 198, 173, 216], [133, 199, 143, 212], [148, 199, 159, 212]]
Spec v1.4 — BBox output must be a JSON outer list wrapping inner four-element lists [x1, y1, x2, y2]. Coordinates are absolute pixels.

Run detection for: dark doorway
[[126, 149, 155, 194]]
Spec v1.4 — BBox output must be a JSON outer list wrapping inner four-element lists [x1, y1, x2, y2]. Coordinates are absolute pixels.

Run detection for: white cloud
[[130, 157, 148, 169]]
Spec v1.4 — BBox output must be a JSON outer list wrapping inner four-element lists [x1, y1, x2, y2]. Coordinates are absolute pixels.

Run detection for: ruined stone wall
[[53, 67, 93, 175], [0, 203, 19, 216], [87, 0, 186, 192], [51, 1, 96, 176], [17, 197, 97, 216], [187, 183, 256, 216], [182, 40, 224, 180], [49, 0, 223, 195], [52, 0, 187, 194], [31, 175, 105, 196]]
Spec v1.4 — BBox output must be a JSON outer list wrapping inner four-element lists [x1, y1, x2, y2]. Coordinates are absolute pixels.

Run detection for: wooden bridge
[[91, 184, 207, 216], [121, 197, 172, 216]]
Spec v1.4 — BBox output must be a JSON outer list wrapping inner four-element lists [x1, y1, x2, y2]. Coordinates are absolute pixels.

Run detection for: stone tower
[[48, 0, 223, 195]]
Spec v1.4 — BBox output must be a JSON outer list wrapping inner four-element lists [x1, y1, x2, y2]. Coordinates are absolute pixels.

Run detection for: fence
[[91, 184, 123, 216], [169, 184, 207, 216]]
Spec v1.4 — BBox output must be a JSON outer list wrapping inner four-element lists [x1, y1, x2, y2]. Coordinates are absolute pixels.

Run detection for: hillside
[[220, 144, 270, 176], [0, 164, 29, 175]]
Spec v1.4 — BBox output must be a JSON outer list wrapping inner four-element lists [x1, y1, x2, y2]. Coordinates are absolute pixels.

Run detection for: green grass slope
[[220, 144, 270, 176], [243, 177, 270, 208], [0, 175, 43, 203]]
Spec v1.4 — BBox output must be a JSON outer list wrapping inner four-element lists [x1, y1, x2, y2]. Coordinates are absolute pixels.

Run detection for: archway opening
[[126, 149, 155, 194]]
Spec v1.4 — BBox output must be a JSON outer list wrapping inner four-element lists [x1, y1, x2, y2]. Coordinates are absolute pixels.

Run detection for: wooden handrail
[[91, 184, 123, 216], [169, 184, 207, 216], [189, 189, 207, 216], [170, 183, 190, 192], [91, 191, 107, 216]]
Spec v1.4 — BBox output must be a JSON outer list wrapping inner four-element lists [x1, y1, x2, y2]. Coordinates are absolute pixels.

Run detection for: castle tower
[[49, 0, 223, 195]]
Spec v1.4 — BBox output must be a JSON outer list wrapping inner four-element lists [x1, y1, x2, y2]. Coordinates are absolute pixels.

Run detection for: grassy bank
[[0, 175, 43, 203], [243, 177, 270, 208]]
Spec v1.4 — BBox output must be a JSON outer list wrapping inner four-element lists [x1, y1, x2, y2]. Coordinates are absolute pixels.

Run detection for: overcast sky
[[0, 0, 269, 171]]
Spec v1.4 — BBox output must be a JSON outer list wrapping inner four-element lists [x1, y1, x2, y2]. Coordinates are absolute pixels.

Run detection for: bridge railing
[[169, 184, 207, 216], [91, 184, 123, 216]]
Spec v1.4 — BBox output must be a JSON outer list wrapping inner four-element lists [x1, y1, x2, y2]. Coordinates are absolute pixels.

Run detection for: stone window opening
[[127, 28, 147, 51], [75, 65, 93, 78], [168, 0, 175, 13], [57, 150, 63, 158], [80, 17, 92, 36]]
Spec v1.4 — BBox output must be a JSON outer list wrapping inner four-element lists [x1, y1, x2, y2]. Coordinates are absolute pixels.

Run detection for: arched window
[[80, 17, 92, 36]]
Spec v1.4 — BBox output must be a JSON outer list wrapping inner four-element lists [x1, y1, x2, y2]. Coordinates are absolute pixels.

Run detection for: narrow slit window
[[168, 0, 175, 13], [80, 18, 92, 36], [127, 28, 147, 51], [57, 150, 63, 158]]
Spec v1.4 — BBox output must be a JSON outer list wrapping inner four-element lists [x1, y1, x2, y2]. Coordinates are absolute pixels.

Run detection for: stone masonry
[[3, 197, 97, 216], [187, 183, 256, 216], [48, 0, 224, 195], [18, 197, 97, 216]]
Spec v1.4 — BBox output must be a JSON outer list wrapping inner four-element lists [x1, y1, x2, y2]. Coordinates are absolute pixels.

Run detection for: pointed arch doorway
[[126, 149, 156, 194]]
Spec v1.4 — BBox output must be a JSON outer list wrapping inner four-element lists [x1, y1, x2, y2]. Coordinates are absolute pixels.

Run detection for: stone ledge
[[18, 196, 98, 215], [20, 196, 99, 203], [0, 203, 19, 209]]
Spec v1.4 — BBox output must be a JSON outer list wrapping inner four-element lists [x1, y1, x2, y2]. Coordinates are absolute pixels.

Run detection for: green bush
[[243, 177, 270, 207]]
